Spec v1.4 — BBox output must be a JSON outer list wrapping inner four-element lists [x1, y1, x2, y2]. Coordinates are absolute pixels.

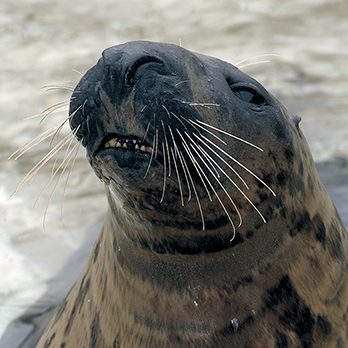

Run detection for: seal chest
[[37, 41, 347, 348]]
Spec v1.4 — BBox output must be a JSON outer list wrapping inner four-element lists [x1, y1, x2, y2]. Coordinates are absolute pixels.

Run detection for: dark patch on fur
[[254, 223, 262, 230], [274, 197, 287, 219], [327, 223, 344, 260], [288, 175, 305, 195], [246, 230, 254, 239], [316, 315, 332, 336], [312, 214, 326, 244], [275, 330, 288, 348], [60, 343, 66, 348], [89, 312, 100, 348], [43, 332, 56, 348], [64, 276, 91, 334], [276, 171, 288, 187], [231, 276, 252, 294], [298, 162, 304, 175], [284, 149, 294, 162], [113, 337, 121, 347], [266, 276, 315, 348], [290, 211, 310, 237], [259, 192, 268, 202], [93, 242, 100, 263], [336, 337, 344, 348]]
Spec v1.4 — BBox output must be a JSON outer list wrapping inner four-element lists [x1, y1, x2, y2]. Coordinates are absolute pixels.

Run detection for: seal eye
[[230, 86, 266, 107]]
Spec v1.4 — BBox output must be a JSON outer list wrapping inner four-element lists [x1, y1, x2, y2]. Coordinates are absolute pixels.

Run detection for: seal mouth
[[97, 133, 154, 155]]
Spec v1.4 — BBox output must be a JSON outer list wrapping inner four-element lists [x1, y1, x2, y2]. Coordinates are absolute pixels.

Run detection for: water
[[0, 0, 347, 344]]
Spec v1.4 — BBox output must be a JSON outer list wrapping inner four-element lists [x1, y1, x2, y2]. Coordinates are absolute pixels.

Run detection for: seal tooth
[[135, 144, 140, 150], [104, 142, 111, 148], [133, 139, 137, 144], [140, 145, 146, 152], [109, 138, 117, 147], [116, 142, 121, 148], [122, 143, 128, 149]]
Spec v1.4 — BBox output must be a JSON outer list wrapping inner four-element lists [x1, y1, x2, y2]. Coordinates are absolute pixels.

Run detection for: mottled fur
[[37, 41, 347, 347]]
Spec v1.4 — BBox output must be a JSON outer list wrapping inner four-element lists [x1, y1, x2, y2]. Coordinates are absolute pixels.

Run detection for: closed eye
[[229, 84, 267, 110]]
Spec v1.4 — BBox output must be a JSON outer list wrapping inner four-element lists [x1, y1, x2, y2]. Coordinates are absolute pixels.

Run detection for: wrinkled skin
[[37, 41, 348, 348]]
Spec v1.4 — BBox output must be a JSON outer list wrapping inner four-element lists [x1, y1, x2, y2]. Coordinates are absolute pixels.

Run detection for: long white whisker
[[195, 119, 263, 151], [161, 104, 171, 119], [160, 141, 167, 203], [61, 143, 80, 217], [34, 134, 77, 208], [178, 149, 205, 230], [188, 139, 241, 229], [197, 143, 266, 224], [198, 133, 276, 196], [192, 134, 249, 189], [187, 119, 227, 145], [9, 125, 62, 160], [142, 120, 151, 143], [14, 132, 74, 193], [42, 141, 78, 231], [161, 120, 171, 177], [168, 125, 185, 206], [234, 54, 280, 67], [170, 147, 184, 206], [177, 130, 212, 202], [143, 134, 156, 179], [176, 148, 192, 202]]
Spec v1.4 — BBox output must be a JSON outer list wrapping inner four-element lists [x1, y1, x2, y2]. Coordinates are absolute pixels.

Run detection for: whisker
[[170, 147, 184, 206], [34, 133, 77, 208], [43, 84, 74, 92], [174, 99, 220, 108], [49, 105, 83, 148], [142, 120, 152, 144], [143, 134, 156, 179], [195, 120, 263, 151], [187, 119, 226, 145], [42, 140, 78, 231], [168, 126, 185, 206], [176, 148, 192, 202], [9, 125, 62, 160], [238, 61, 272, 69], [199, 134, 276, 196], [160, 141, 167, 203], [197, 143, 266, 224], [154, 128, 159, 159], [234, 54, 280, 67], [170, 112, 188, 130], [178, 148, 205, 230], [177, 130, 212, 202], [40, 100, 71, 123], [188, 137, 241, 228], [161, 104, 172, 119], [14, 132, 75, 193], [61, 143, 80, 217], [192, 133, 249, 189], [161, 120, 171, 177], [187, 134, 220, 179]]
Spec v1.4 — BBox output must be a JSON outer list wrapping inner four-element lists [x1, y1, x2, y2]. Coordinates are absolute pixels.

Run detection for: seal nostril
[[124, 56, 163, 86]]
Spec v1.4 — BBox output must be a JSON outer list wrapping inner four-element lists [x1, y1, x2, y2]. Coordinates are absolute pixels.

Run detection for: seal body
[[37, 41, 347, 347]]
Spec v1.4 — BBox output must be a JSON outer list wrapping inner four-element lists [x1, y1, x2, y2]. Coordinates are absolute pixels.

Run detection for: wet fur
[[37, 41, 348, 347]]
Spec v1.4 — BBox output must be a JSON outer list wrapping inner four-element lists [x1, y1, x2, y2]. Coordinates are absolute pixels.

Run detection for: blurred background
[[0, 0, 347, 345]]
